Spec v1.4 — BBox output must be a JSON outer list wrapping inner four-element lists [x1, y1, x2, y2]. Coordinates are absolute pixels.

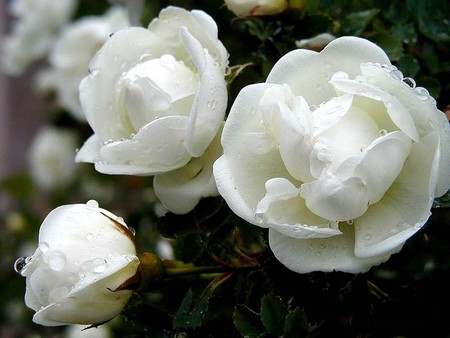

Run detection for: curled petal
[[354, 132, 440, 258]]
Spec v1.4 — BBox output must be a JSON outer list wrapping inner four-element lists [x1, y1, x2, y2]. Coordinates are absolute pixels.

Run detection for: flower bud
[[224, 0, 288, 17], [14, 201, 140, 326]]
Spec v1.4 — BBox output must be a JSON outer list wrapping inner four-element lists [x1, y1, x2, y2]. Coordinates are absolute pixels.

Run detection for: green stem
[[164, 265, 229, 277]]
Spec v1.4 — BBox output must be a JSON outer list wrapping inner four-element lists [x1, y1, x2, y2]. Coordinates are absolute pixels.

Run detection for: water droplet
[[414, 87, 429, 101], [38, 242, 49, 253], [364, 233, 373, 241], [346, 219, 354, 225], [93, 264, 107, 273], [331, 71, 349, 81], [402, 77, 416, 88], [379, 129, 388, 137], [14, 257, 30, 274], [389, 69, 403, 81], [128, 227, 136, 236], [86, 200, 99, 208], [48, 251, 66, 271], [86, 233, 93, 241], [102, 139, 114, 147], [207, 100, 217, 110], [139, 53, 153, 63]]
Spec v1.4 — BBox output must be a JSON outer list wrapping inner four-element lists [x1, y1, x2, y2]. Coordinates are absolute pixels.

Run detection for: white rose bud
[[15, 201, 140, 326], [28, 127, 79, 190], [224, 0, 288, 17], [214, 36, 450, 274]]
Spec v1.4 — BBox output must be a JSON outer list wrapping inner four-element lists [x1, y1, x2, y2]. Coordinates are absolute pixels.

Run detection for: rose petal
[[267, 36, 391, 106], [213, 83, 291, 224], [181, 27, 227, 157], [32, 255, 138, 326], [268, 223, 395, 273], [96, 116, 191, 174], [354, 132, 440, 258], [300, 174, 370, 221], [355, 131, 412, 204], [256, 178, 342, 238], [153, 125, 223, 214]]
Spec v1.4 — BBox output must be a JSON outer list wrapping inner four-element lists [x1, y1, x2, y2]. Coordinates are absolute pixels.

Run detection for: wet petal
[[354, 132, 440, 258], [256, 178, 341, 238], [268, 223, 395, 273], [97, 116, 191, 174], [300, 174, 369, 221], [267, 36, 391, 106]]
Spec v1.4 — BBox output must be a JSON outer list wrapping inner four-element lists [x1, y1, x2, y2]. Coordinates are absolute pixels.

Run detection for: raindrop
[[48, 251, 66, 271], [207, 100, 217, 110], [128, 227, 136, 236], [414, 87, 429, 101], [86, 200, 99, 208], [93, 263, 107, 273], [38, 242, 49, 253], [14, 257, 29, 274], [331, 71, 349, 81], [139, 53, 153, 63], [346, 219, 354, 225], [402, 77, 416, 88], [389, 69, 403, 81], [379, 129, 388, 137]]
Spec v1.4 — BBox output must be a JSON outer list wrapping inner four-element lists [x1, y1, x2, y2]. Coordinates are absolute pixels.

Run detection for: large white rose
[[15, 201, 140, 326], [47, 6, 130, 120], [0, 0, 77, 75], [214, 36, 450, 274], [75, 6, 228, 174]]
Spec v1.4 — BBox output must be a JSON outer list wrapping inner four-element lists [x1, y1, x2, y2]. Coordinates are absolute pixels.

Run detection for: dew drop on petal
[[129, 227, 136, 236], [414, 87, 430, 101], [389, 69, 403, 81], [346, 219, 354, 225], [379, 129, 388, 137], [86, 233, 93, 241], [48, 251, 66, 271], [86, 200, 99, 208], [402, 77, 416, 88], [14, 257, 28, 274], [38, 242, 49, 253]]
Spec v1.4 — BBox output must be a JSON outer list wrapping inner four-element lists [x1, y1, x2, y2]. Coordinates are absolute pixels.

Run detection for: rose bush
[[15, 201, 140, 326], [75, 6, 228, 213], [214, 36, 450, 273]]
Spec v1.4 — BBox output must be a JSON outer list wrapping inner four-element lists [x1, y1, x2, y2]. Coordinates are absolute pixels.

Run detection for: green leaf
[[260, 293, 288, 336], [284, 307, 311, 338], [340, 9, 380, 36], [368, 32, 404, 61], [395, 54, 420, 78], [392, 23, 418, 44], [173, 289, 209, 330], [416, 76, 441, 100], [233, 304, 266, 338]]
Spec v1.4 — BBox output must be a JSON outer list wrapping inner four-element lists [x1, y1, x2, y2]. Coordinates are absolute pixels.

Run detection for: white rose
[[224, 0, 288, 17], [47, 6, 130, 120], [28, 127, 79, 190], [214, 36, 450, 273], [76, 6, 227, 174], [0, 0, 77, 75], [15, 201, 140, 326]]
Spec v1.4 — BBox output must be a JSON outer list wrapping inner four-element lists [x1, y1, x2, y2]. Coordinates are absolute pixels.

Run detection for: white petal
[[75, 134, 102, 164], [213, 83, 291, 224], [355, 131, 412, 204], [300, 174, 369, 221], [312, 94, 353, 136], [33, 255, 138, 326], [268, 224, 396, 273], [97, 116, 191, 174], [330, 69, 420, 142], [181, 27, 227, 157], [267, 36, 391, 106], [79, 27, 168, 140], [256, 178, 341, 238], [354, 132, 440, 258], [154, 125, 223, 214]]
